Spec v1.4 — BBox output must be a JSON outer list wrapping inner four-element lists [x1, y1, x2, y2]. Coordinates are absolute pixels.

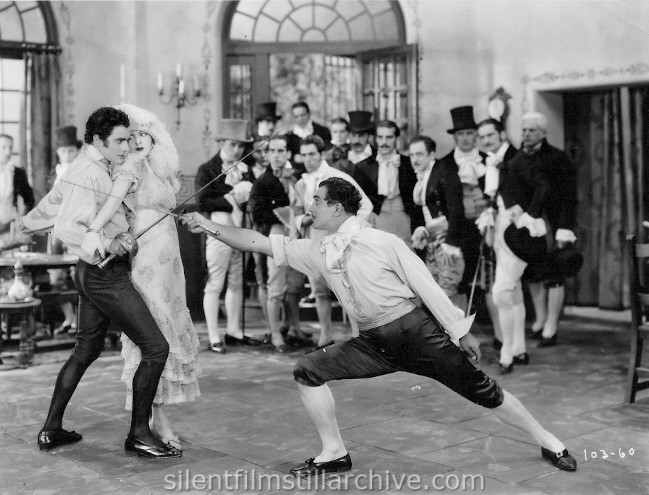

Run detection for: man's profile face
[[94, 126, 130, 165], [350, 131, 370, 152], [376, 127, 397, 156], [292, 106, 310, 128], [478, 124, 504, 153], [56, 145, 80, 165], [219, 139, 245, 163], [454, 129, 477, 152], [300, 143, 322, 173], [521, 121, 545, 149], [268, 139, 290, 170], [309, 186, 336, 230], [409, 141, 434, 174], [0, 137, 13, 165]]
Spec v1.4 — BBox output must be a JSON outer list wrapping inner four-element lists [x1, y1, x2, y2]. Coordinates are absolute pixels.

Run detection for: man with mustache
[[352, 120, 419, 247]]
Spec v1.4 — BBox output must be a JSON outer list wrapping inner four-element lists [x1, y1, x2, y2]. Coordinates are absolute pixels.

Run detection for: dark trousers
[[72, 258, 168, 364], [294, 307, 503, 409]]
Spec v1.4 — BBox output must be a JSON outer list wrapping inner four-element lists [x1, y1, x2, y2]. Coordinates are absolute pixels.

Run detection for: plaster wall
[[51, 0, 649, 169]]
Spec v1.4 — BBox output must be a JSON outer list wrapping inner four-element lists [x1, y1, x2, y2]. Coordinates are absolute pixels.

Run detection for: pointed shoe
[[124, 436, 182, 458], [290, 453, 352, 476], [541, 448, 577, 471], [38, 429, 82, 451]]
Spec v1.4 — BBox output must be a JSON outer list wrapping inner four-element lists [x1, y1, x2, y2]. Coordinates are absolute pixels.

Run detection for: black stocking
[[42, 355, 91, 431], [128, 359, 166, 447]]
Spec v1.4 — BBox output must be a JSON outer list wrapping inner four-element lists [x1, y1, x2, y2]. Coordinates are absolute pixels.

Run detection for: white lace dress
[[116, 158, 201, 410]]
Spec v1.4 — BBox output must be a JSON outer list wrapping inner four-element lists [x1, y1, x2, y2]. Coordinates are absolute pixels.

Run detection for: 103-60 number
[[584, 448, 635, 460]]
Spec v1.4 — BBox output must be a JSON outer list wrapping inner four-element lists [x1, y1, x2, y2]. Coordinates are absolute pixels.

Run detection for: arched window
[[223, 0, 417, 137], [0, 1, 60, 197]]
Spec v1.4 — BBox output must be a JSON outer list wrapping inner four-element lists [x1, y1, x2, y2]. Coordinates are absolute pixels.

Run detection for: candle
[[178, 79, 185, 97], [176, 63, 182, 78], [157, 72, 163, 93], [120, 64, 125, 101]]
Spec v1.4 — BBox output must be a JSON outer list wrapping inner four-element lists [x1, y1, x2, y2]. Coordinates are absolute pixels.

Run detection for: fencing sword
[[98, 128, 283, 268]]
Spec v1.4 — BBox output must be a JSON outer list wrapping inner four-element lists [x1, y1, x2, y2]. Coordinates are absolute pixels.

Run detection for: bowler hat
[[214, 119, 253, 143], [255, 102, 281, 123], [504, 223, 548, 265], [447, 106, 478, 134], [55, 126, 82, 148], [348, 110, 375, 133]]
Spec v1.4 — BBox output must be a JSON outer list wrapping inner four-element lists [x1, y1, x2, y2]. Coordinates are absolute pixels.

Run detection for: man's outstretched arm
[[181, 212, 273, 256]]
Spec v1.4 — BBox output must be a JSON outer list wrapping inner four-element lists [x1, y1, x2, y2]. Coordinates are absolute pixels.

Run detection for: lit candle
[[176, 63, 182, 78], [157, 72, 163, 93], [178, 79, 185, 97], [120, 64, 125, 101]]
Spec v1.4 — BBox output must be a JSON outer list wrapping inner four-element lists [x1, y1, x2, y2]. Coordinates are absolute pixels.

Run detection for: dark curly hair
[[300, 134, 326, 153], [318, 177, 361, 215], [84, 107, 130, 144]]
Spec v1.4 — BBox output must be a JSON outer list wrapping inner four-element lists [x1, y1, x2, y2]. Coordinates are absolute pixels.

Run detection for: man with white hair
[[518, 112, 577, 348]]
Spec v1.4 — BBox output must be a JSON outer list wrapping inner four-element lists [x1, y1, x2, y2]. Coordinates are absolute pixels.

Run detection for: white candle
[[120, 64, 125, 101], [178, 79, 185, 97], [157, 72, 163, 92], [176, 63, 182, 78]]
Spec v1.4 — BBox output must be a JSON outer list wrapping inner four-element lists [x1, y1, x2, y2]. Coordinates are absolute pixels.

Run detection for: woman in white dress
[[82, 104, 200, 451]]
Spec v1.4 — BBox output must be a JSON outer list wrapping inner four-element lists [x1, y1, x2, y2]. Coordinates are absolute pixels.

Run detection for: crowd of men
[[195, 101, 578, 375]]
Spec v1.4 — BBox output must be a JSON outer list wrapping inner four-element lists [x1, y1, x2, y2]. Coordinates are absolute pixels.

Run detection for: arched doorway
[[0, 1, 60, 199], [222, 0, 418, 136]]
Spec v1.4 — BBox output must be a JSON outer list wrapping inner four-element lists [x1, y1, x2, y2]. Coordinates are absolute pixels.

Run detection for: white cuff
[[445, 313, 475, 341], [555, 229, 577, 243]]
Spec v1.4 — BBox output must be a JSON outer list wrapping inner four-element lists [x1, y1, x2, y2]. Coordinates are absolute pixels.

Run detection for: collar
[[319, 216, 363, 273], [303, 160, 330, 178], [86, 144, 111, 173]]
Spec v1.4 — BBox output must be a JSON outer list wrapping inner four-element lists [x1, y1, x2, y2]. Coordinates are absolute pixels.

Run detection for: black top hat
[[348, 110, 375, 133], [54, 126, 82, 148], [447, 106, 478, 134], [255, 102, 281, 123], [541, 244, 584, 279], [504, 223, 548, 265]]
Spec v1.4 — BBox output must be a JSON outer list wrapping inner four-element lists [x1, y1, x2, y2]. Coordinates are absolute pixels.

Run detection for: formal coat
[[352, 153, 419, 231], [12, 167, 35, 211], [536, 140, 576, 234], [248, 167, 291, 235], [491, 143, 519, 201], [195, 153, 255, 214], [412, 160, 465, 248], [286, 121, 332, 159]]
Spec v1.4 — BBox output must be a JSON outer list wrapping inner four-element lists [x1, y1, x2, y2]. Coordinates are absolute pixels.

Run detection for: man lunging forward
[[182, 177, 576, 474]]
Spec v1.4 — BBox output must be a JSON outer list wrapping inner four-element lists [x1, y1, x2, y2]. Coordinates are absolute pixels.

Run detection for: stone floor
[[1, 312, 649, 494]]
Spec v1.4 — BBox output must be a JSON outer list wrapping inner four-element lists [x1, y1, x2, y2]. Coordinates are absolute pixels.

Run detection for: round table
[[0, 298, 42, 366]]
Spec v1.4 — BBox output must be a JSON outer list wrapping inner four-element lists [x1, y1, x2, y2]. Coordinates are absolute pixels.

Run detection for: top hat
[[255, 102, 281, 123], [504, 223, 548, 265], [214, 119, 253, 143], [54, 126, 82, 148], [541, 244, 584, 279], [447, 106, 478, 134], [348, 110, 375, 133]]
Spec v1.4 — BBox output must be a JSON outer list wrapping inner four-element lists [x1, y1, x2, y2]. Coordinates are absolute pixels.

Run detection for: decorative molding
[[59, 3, 75, 124], [200, 2, 219, 159], [522, 62, 649, 112]]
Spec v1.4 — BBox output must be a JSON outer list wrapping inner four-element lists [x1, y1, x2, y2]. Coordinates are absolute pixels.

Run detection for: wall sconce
[[158, 63, 202, 129]]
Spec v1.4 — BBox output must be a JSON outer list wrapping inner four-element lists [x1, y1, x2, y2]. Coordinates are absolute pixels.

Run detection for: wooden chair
[[625, 234, 649, 403]]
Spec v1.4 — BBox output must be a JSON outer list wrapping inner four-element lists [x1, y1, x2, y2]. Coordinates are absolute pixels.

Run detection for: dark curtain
[[564, 87, 648, 309], [22, 52, 61, 203]]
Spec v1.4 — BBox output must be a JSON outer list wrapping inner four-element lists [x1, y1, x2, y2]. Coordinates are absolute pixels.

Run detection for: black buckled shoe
[[124, 436, 182, 458], [541, 448, 577, 471], [538, 334, 557, 347], [290, 453, 352, 476], [38, 428, 82, 451], [224, 334, 263, 347], [530, 329, 543, 340], [513, 352, 530, 365]]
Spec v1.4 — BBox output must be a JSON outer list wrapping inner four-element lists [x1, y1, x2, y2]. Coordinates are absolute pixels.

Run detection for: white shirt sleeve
[[388, 237, 474, 340], [269, 234, 322, 281]]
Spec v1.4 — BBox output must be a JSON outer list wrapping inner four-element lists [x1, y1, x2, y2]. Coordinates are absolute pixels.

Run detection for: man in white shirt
[[291, 135, 372, 351], [181, 177, 577, 476]]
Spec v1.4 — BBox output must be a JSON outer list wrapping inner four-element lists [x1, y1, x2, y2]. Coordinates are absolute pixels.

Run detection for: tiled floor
[[1, 313, 648, 494]]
